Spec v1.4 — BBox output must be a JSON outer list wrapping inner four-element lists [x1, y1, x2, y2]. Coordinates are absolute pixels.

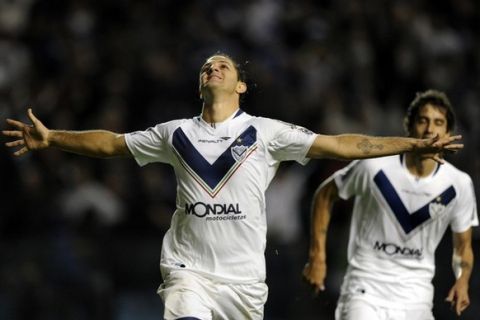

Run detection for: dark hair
[[403, 89, 456, 135], [202, 52, 250, 102], [204, 51, 248, 82]]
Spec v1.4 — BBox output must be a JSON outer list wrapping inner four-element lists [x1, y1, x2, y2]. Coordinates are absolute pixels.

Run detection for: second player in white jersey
[[331, 155, 477, 308], [125, 110, 316, 283], [304, 89, 477, 320]]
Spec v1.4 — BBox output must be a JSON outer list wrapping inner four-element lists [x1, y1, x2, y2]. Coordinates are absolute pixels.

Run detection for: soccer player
[[303, 90, 478, 320], [4, 54, 463, 320]]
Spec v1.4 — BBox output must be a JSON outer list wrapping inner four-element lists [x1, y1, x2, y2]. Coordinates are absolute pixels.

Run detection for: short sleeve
[[125, 121, 178, 166], [333, 160, 369, 200], [265, 119, 317, 165], [450, 175, 479, 233]]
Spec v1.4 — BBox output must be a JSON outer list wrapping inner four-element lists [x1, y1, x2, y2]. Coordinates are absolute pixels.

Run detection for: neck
[[201, 95, 240, 123], [404, 153, 438, 178]]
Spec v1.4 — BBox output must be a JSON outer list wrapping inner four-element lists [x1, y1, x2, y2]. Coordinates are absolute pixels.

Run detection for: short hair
[[204, 51, 247, 83], [202, 52, 250, 102], [403, 89, 456, 135]]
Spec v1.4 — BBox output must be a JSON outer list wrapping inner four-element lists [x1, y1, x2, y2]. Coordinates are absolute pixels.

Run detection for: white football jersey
[[331, 155, 478, 308], [125, 109, 316, 283]]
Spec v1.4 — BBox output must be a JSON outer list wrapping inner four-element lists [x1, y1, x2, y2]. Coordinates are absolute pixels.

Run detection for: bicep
[[307, 135, 339, 159], [112, 134, 132, 157], [313, 179, 340, 215], [315, 179, 339, 202]]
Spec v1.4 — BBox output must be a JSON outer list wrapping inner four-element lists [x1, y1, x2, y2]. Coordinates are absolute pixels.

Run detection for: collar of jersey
[[197, 108, 244, 132], [399, 154, 440, 182]]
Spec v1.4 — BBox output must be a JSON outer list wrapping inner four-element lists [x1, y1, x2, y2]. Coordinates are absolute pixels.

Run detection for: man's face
[[411, 103, 450, 157], [199, 55, 245, 98]]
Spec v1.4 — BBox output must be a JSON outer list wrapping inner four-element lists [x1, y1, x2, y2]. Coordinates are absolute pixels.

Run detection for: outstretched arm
[[307, 134, 463, 163], [446, 229, 474, 316], [3, 108, 131, 158], [303, 179, 339, 294]]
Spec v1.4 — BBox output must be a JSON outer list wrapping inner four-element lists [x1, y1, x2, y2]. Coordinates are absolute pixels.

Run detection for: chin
[[419, 153, 436, 160]]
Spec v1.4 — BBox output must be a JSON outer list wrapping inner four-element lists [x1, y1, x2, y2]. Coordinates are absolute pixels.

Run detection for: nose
[[208, 63, 220, 74], [426, 121, 434, 133]]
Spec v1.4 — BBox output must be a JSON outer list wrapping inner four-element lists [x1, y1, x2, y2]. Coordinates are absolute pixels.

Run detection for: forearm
[[333, 134, 417, 159], [309, 181, 337, 262], [308, 134, 419, 160], [453, 247, 474, 283], [49, 130, 129, 158], [452, 229, 474, 283]]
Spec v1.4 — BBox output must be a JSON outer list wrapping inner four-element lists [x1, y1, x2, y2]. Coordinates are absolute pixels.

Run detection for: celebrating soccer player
[[4, 54, 464, 320]]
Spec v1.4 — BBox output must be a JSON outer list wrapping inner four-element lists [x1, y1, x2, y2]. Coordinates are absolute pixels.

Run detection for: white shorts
[[158, 270, 268, 320], [335, 295, 434, 320]]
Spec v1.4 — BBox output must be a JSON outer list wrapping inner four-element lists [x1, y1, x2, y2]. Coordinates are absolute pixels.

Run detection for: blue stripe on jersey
[[172, 126, 257, 190], [374, 170, 456, 234], [234, 109, 244, 118]]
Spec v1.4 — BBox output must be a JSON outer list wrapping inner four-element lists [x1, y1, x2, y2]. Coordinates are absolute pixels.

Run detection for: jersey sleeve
[[332, 160, 370, 200], [124, 121, 179, 166], [263, 118, 317, 165], [450, 175, 479, 233]]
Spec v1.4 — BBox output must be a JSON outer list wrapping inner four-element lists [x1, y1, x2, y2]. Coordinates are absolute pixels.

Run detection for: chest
[[371, 169, 456, 236]]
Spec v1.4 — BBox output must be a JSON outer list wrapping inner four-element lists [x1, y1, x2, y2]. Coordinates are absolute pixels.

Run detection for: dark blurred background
[[0, 0, 479, 319]]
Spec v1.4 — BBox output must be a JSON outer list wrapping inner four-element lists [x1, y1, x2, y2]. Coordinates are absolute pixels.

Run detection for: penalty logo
[[231, 145, 248, 162]]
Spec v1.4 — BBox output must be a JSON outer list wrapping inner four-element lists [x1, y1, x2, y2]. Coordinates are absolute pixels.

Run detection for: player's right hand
[[303, 259, 327, 295], [3, 108, 50, 156]]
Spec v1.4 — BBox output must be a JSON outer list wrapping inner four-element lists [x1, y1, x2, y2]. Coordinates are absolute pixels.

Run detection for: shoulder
[[439, 161, 474, 186], [250, 116, 314, 135], [149, 118, 193, 134], [360, 155, 400, 172], [127, 118, 192, 141]]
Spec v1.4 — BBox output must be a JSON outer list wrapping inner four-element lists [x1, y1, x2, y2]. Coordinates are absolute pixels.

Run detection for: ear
[[236, 81, 247, 94]]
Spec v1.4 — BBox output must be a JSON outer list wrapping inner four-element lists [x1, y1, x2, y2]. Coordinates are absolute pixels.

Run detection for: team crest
[[428, 202, 446, 219], [231, 145, 248, 162]]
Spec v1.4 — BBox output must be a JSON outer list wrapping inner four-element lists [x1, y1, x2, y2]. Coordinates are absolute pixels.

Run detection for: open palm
[[3, 108, 50, 156]]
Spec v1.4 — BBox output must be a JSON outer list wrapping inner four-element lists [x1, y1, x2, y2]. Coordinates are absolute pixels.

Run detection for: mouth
[[208, 75, 222, 81]]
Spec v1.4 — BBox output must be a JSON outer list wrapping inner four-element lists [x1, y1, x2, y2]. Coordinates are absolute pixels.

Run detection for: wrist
[[308, 250, 326, 263], [47, 129, 59, 147], [410, 138, 421, 152]]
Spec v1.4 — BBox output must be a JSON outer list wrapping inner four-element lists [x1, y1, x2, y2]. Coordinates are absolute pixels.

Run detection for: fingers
[[13, 146, 29, 157], [432, 155, 445, 164], [455, 296, 470, 316], [5, 118, 27, 129], [432, 135, 463, 146], [2, 130, 23, 138], [310, 282, 325, 296], [445, 290, 454, 304], [27, 108, 38, 125], [446, 289, 470, 316], [303, 265, 325, 295], [443, 143, 464, 151], [5, 139, 25, 147], [449, 134, 462, 141]]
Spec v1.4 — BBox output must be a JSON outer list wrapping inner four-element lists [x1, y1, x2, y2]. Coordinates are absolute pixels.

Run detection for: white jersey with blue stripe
[[125, 109, 316, 283], [331, 155, 478, 308]]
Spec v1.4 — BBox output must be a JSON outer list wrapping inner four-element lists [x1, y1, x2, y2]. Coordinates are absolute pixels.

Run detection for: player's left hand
[[445, 279, 470, 316], [417, 134, 463, 164]]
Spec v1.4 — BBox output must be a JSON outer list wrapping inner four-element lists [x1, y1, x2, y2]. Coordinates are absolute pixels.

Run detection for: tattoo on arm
[[357, 139, 384, 155]]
